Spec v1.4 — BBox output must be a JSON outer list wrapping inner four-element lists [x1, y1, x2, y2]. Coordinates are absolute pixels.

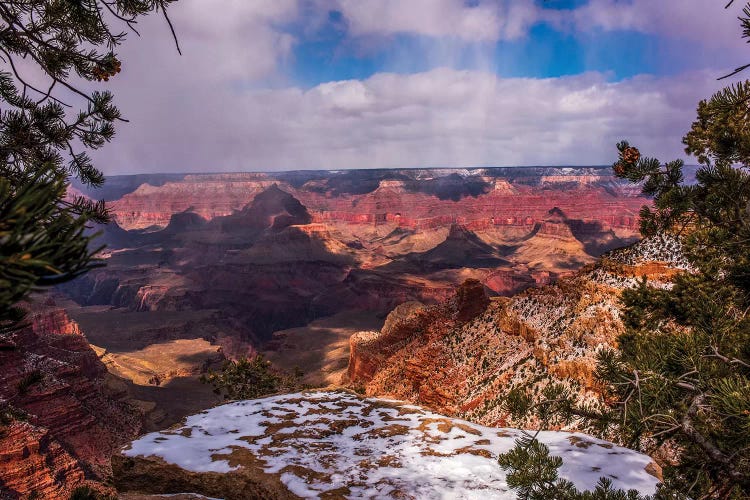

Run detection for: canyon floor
[[263, 311, 385, 387]]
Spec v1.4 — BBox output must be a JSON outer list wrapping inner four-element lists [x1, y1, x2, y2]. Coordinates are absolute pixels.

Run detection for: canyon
[[2, 166, 659, 498], [57, 167, 650, 412], [65, 166, 647, 336]]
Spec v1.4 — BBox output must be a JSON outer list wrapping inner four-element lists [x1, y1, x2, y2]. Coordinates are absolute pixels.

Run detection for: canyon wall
[[0, 303, 141, 499], [99, 168, 647, 235], [347, 235, 690, 430]]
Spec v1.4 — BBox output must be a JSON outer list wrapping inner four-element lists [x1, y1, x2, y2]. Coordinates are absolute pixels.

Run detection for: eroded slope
[[348, 235, 690, 429]]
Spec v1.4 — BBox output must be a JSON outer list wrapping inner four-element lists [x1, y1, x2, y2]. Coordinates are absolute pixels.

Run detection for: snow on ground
[[123, 390, 659, 499]]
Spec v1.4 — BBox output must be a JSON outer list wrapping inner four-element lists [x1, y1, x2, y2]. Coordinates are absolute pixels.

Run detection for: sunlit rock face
[[0, 303, 141, 499], [348, 235, 689, 430], [118, 391, 659, 499], [0, 421, 85, 499]]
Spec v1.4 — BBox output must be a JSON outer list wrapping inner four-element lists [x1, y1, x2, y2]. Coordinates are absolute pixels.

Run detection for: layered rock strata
[[348, 235, 690, 430], [0, 303, 141, 499]]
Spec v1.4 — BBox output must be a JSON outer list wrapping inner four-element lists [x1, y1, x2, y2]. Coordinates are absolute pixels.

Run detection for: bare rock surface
[[0, 304, 141, 499]]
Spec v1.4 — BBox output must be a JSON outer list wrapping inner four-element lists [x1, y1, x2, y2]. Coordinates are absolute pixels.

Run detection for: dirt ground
[[262, 310, 384, 387]]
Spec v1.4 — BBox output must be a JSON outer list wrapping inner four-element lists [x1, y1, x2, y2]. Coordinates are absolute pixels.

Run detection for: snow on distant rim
[[123, 390, 660, 499]]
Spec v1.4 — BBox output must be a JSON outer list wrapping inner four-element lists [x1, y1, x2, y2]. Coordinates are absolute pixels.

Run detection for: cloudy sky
[[89, 0, 750, 173]]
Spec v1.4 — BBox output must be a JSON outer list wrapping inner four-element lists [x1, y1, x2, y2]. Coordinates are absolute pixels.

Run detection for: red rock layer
[[109, 173, 648, 233], [0, 304, 141, 499], [347, 237, 687, 430], [0, 421, 84, 498], [298, 180, 642, 232]]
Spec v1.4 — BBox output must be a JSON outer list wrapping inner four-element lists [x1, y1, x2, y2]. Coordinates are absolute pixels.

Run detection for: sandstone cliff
[[348, 235, 690, 430], [0, 303, 141, 499]]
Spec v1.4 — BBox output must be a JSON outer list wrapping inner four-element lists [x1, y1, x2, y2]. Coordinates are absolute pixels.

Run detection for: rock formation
[[347, 235, 690, 430], [0, 302, 141, 499]]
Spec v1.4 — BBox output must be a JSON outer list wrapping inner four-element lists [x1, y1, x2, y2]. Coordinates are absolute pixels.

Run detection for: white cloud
[[95, 66, 726, 174], [333, 0, 539, 42], [331, 0, 749, 52], [85, 0, 300, 173], [109, 0, 298, 88], [566, 0, 747, 50], [77, 1, 747, 175]]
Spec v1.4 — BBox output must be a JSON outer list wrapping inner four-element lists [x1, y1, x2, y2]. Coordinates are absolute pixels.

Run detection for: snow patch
[[123, 391, 659, 499]]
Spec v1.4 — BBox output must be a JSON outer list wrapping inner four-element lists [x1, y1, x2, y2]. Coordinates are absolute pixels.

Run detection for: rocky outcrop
[[348, 279, 489, 409], [115, 391, 660, 498], [451, 278, 491, 321], [348, 301, 428, 383], [347, 235, 687, 430], [0, 303, 141, 499]]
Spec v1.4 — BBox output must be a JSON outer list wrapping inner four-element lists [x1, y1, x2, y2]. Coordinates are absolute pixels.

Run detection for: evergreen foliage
[[499, 434, 649, 500], [68, 486, 115, 500], [721, 1, 750, 78], [0, 401, 26, 428], [0, 174, 104, 332], [200, 355, 304, 400], [0, 1, 178, 335], [499, 385, 652, 500], [600, 85, 750, 496], [15, 369, 42, 395]]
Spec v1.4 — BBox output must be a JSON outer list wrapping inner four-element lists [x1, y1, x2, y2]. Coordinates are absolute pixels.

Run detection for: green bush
[[200, 355, 303, 400]]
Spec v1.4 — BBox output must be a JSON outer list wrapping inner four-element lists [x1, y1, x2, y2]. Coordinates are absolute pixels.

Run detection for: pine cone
[[623, 146, 640, 165], [93, 57, 121, 82]]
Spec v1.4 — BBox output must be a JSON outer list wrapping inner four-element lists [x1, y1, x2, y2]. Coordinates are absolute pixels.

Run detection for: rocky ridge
[[347, 234, 689, 430]]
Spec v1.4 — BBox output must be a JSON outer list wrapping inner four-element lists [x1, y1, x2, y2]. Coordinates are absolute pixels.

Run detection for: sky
[[80, 0, 750, 173]]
